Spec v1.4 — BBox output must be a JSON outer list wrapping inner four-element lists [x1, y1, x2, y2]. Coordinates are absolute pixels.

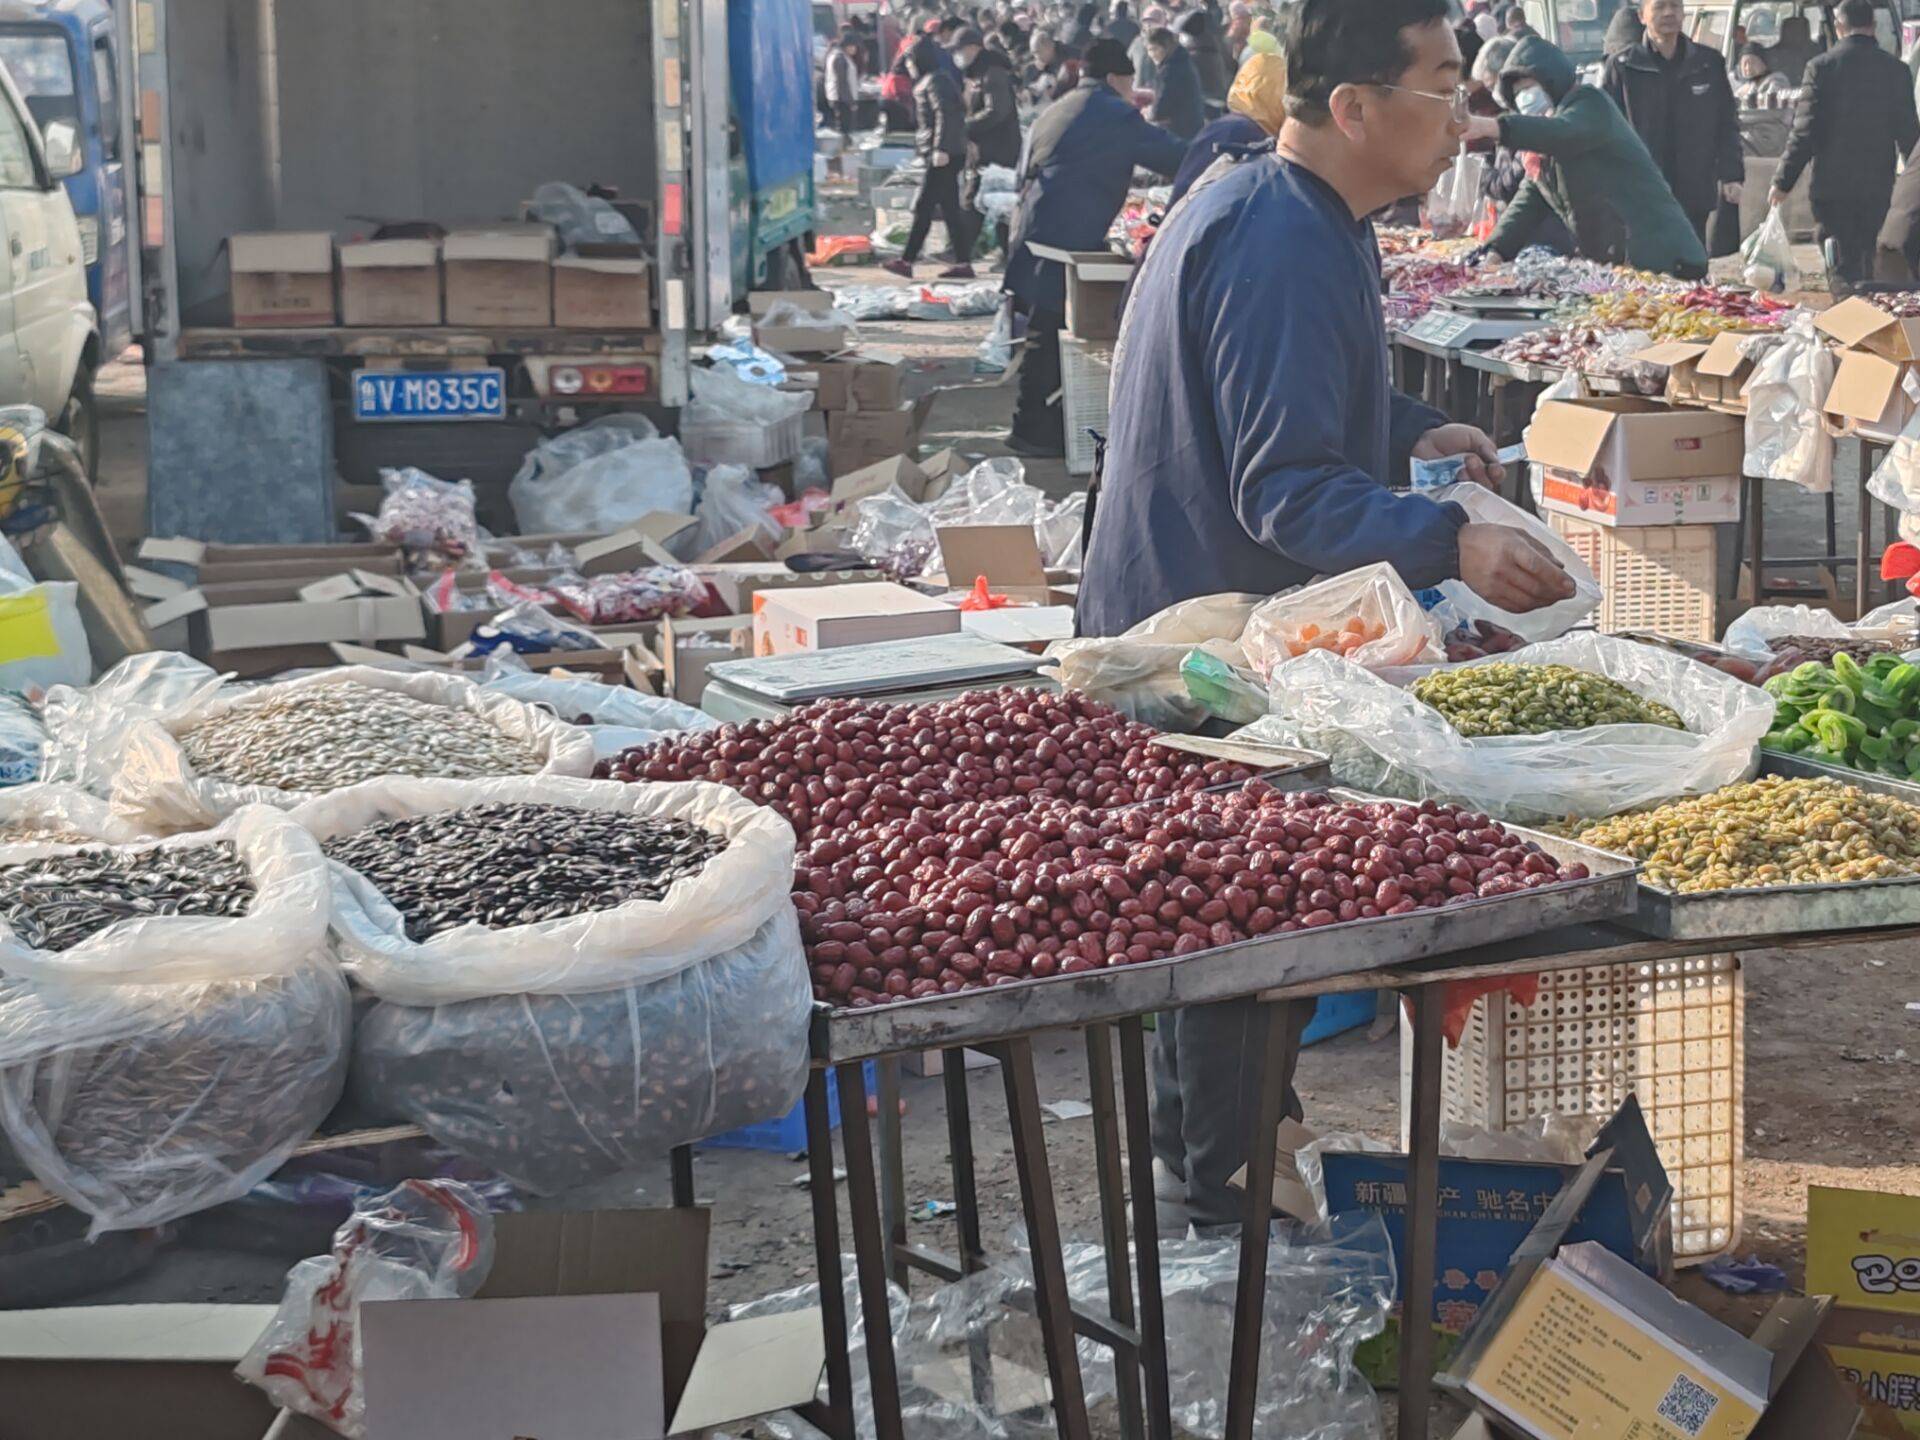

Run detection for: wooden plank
[[177, 325, 661, 360]]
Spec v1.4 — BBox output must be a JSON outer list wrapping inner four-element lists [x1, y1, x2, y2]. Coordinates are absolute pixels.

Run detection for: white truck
[[122, 0, 743, 543]]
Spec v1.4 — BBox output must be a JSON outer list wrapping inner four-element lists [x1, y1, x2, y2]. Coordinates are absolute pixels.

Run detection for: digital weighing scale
[[1403, 293, 1558, 349], [699, 634, 1054, 722]]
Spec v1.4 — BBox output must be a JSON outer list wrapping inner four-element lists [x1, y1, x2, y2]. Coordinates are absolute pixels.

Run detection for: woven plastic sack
[[291, 776, 810, 1192], [237, 1178, 496, 1437], [110, 667, 597, 834], [1247, 632, 1775, 825], [1241, 563, 1444, 680], [1425, 482, 1602, 643], [0, 806, 349, 1233]]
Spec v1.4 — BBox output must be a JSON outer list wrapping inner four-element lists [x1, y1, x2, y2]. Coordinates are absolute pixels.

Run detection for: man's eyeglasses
[[1374, 82, 1473, 123]]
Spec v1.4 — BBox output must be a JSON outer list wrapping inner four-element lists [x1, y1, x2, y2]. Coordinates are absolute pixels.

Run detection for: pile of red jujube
[[599, 689, 1588, 1008], [598, 687, 1259, 843]]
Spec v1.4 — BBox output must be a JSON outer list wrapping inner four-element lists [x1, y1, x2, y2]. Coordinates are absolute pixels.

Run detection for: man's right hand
[[1457, 523, 1578, 613]]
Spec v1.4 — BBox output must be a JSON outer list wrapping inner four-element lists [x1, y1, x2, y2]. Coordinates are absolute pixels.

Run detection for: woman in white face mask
[[1511, 78, 1551, 114]]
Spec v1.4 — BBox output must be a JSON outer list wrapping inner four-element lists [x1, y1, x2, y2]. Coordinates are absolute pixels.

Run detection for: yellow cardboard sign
[[0, 591, 56, 664], [1824, 1337, 1920, 1437], [1809, 1187, 1920, 1318], [1468, 1263, 1763, 1440]]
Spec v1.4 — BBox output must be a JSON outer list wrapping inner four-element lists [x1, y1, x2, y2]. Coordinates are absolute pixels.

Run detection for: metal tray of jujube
[[809, 787, 1639, 1063], [1605, 755, 1920, 941]]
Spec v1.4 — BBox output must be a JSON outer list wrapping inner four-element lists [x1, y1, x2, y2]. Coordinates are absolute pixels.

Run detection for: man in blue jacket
[[1083, 0, 1575, 1232], [1003, 38, 1187, 455]]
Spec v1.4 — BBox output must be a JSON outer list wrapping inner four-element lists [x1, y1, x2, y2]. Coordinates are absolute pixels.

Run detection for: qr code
[[1656, 1373, 1719, 1436]]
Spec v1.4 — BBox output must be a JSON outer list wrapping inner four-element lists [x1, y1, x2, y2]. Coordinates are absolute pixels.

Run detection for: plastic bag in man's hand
[[236, 1178, 496, 1437], [1740, 206, 1798, 293]]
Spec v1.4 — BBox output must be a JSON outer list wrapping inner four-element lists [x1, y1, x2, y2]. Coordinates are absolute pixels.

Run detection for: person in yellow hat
[[1165, 48, 1286, 204]]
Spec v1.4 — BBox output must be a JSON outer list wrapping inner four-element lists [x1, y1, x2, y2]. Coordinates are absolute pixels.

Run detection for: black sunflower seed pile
[[0, 843, 256, 951], [322, 803, 730, 942]]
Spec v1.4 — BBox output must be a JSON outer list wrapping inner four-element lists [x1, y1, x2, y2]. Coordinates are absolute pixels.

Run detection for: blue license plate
[[351, 368, 506, 422]]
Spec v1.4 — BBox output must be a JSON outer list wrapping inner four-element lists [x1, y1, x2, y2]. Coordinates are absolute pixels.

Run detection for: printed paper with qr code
[[1465, 1258, 1765, 1439]]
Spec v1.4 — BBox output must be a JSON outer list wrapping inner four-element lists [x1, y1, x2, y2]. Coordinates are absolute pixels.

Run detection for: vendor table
[[800, 911, 1920, 1440]]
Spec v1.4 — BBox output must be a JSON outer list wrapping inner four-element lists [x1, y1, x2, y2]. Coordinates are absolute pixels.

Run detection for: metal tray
[[810, 797, 1637, 1062], [1606, 756, 1920, 939]]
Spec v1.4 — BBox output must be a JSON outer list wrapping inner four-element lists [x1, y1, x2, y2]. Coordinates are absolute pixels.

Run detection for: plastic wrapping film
[[0, 806, 350, 1234], [728, 1219, 1393, 1440], [236, 1178, 497, 1438], [109, 667, 598, 834], [1043, 592, 1264, 731], [508, 413, 695, 535], [39, 652, 228, 793], [1249, 632, 1775, 825], [528, 180, 641, 248], [290, 777, 810, 1193], [850, 459, 1083, 580], [352, 467, 484, 566], [1743, 313, 1834, 494], [1424, 482, 1602, 644], [684, 463, 789, 557], [1240, 563, 1445, 679], [0, 782, 149, 853]]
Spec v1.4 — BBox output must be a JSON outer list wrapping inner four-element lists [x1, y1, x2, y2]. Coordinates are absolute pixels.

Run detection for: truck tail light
[[543, 363, 652, 398]]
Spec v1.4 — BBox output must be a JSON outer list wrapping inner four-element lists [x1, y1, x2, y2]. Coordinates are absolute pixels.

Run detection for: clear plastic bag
[[1247, 632, 1776, 825], [1743, 313, 1834, 494], [976, 306, 1015, 374], [1241, 563, 1446, 679], [1721, 603, 1855, 656], [686, 464, 787, 556], [479, 668, 716, 736], [508, 414, 695, 535], [686, 365, 815, 428], [1044, 592, 1264, 731], [527, 180, 641, 248], [1740, 205, 1799, 292], [0, 695, 44, 785], [1425, 482, 1602, 643], [0, 581, 90, 693], [0, 781, 145, 851], [543, 566, 708, 625], [291, 777, 810, 1192], [111, 667, 598, 833], [353, 467, 483, 566], [236, 1178, 497, 1437], [463, 599, 604, 658], [1424, 148, 1486, 238], [0, 806, 350, 1233]]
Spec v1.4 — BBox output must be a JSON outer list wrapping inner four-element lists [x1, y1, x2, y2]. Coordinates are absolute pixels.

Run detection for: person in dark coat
[[886, 38, 979, 277], [1455, 10, 1484, 70], [1178, 10, 1231, 113], [1068, 1, 1099, 47], [955, 28, 1022, 251], [1003, 38, 1186, 454], [1146, 26, 1205, 137], [1465, 35, 1709, 274], [1026, 28, 1083, 99], [1602, 0, 1643, 56], [1168, 111, 1269, 204], [1600, 0, 1743, 244], [1105, 1, 1141, 47], [1088, 0, 1572, 1234], [1771, 0, 1920, 287], [1877, 138, 1920, 280]]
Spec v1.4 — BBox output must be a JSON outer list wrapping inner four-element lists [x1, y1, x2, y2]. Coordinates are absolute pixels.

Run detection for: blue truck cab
[[728, 0, 817, 293], [0, 0, 129, 360]]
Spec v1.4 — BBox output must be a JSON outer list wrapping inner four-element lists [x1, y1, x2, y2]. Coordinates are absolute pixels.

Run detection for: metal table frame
[[795, 914, 1920, 1440]]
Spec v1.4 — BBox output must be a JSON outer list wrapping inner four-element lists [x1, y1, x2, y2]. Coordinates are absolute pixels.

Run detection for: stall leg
[[1087, 1024, 1146, 1440], [670, 1144, 695, 1208], [800, 1070, 857, 1440], [943, 1051, 998, 1415], [1490, 378, 1508, 449], [1743, 475, 1766, 605], [838, 1060, 908, 1440], [877, 1056, 908, 1288], [1859, 439, 1876, 618], [1222, 1001, 1300, 1440], [1825, 487, 1841, 600], [1396, 985, 1446, 1440], [990, 1035, 1093, 1440], [1117, 1017, 1174, 1440]]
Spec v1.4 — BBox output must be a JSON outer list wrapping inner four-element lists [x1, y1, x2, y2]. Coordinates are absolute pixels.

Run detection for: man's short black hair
[[1838, 0, 1875, 29], [1281, 0, 1452, 122], [1146, 24, 1177, 45]]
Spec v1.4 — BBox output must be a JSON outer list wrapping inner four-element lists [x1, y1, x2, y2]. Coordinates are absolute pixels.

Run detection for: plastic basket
[[1401, 955, 1744, 1263], [681, 412, 805, 470], [1060, 335, 1112, 477], [1546, 512, 1719, 642], [1302, 990, 1374, 1046], [703, 1060, 878, 1152]]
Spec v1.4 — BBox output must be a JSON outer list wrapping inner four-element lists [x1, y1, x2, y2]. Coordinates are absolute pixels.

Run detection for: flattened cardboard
[[123, 563, 188, 600], [441, 223, 556, 265], [0, 1303, 280, 1440], [753, 579, 961, 656], [830, 454, 928, 511], [671, 1309, 830, 1435], [572, 516, 697, 572], [360, 1292, 666, 1440]]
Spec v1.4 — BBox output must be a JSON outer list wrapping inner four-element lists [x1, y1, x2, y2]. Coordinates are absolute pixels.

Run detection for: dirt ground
[[64, 194, 1920, 1436]]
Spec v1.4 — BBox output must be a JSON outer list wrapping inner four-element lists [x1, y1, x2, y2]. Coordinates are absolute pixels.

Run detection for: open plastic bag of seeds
[[0, 782, 147, 851], [0, 805, 350, 1234], [1246, 632, 1774, 825], [289, 775, 811, 1193], [110, 666, 597, 834]]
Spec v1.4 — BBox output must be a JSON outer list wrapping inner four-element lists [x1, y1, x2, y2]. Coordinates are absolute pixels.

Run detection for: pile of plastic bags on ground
[[847, 457, 1084, 582], [509, 414, 695, 535]]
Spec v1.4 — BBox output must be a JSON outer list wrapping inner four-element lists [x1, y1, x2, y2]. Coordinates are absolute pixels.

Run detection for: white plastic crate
[[680, 412, 804, 470], [1400, 955, 1744, 1263], [1059, 335, 1111, 477]]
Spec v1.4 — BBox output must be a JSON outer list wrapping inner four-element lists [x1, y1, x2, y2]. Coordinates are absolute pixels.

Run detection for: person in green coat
[[1462, 34, 1706, 277]]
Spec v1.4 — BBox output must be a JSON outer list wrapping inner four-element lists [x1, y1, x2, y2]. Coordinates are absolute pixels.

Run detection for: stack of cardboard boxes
[[1817, 296, 1920, 439]]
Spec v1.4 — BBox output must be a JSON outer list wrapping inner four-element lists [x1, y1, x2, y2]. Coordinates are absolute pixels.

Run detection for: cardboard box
[[936, 523, 1058, 604], [662, 613, 752, 703], [147, 573, 427, 677], [554, 254, 653, 329], [1817, 295, 1920, 363], [442, 224, 555, 327], [1697, 329, 1770, 410], [229, 232, 336, 327], [788, 351, 907, 412], [1634, 340, 1713, 405], [752, 580, 961, 656], [1527, 397, 1745, 526], [697, 560, 873, 615], [1809, 1186, 1920, 1436], [828, 396, 935, 478], [1825, 349, 1918, 439], [750, 289, 854, 354], [339, 238, 441, 327], [1026, 243, 1133, 341]]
